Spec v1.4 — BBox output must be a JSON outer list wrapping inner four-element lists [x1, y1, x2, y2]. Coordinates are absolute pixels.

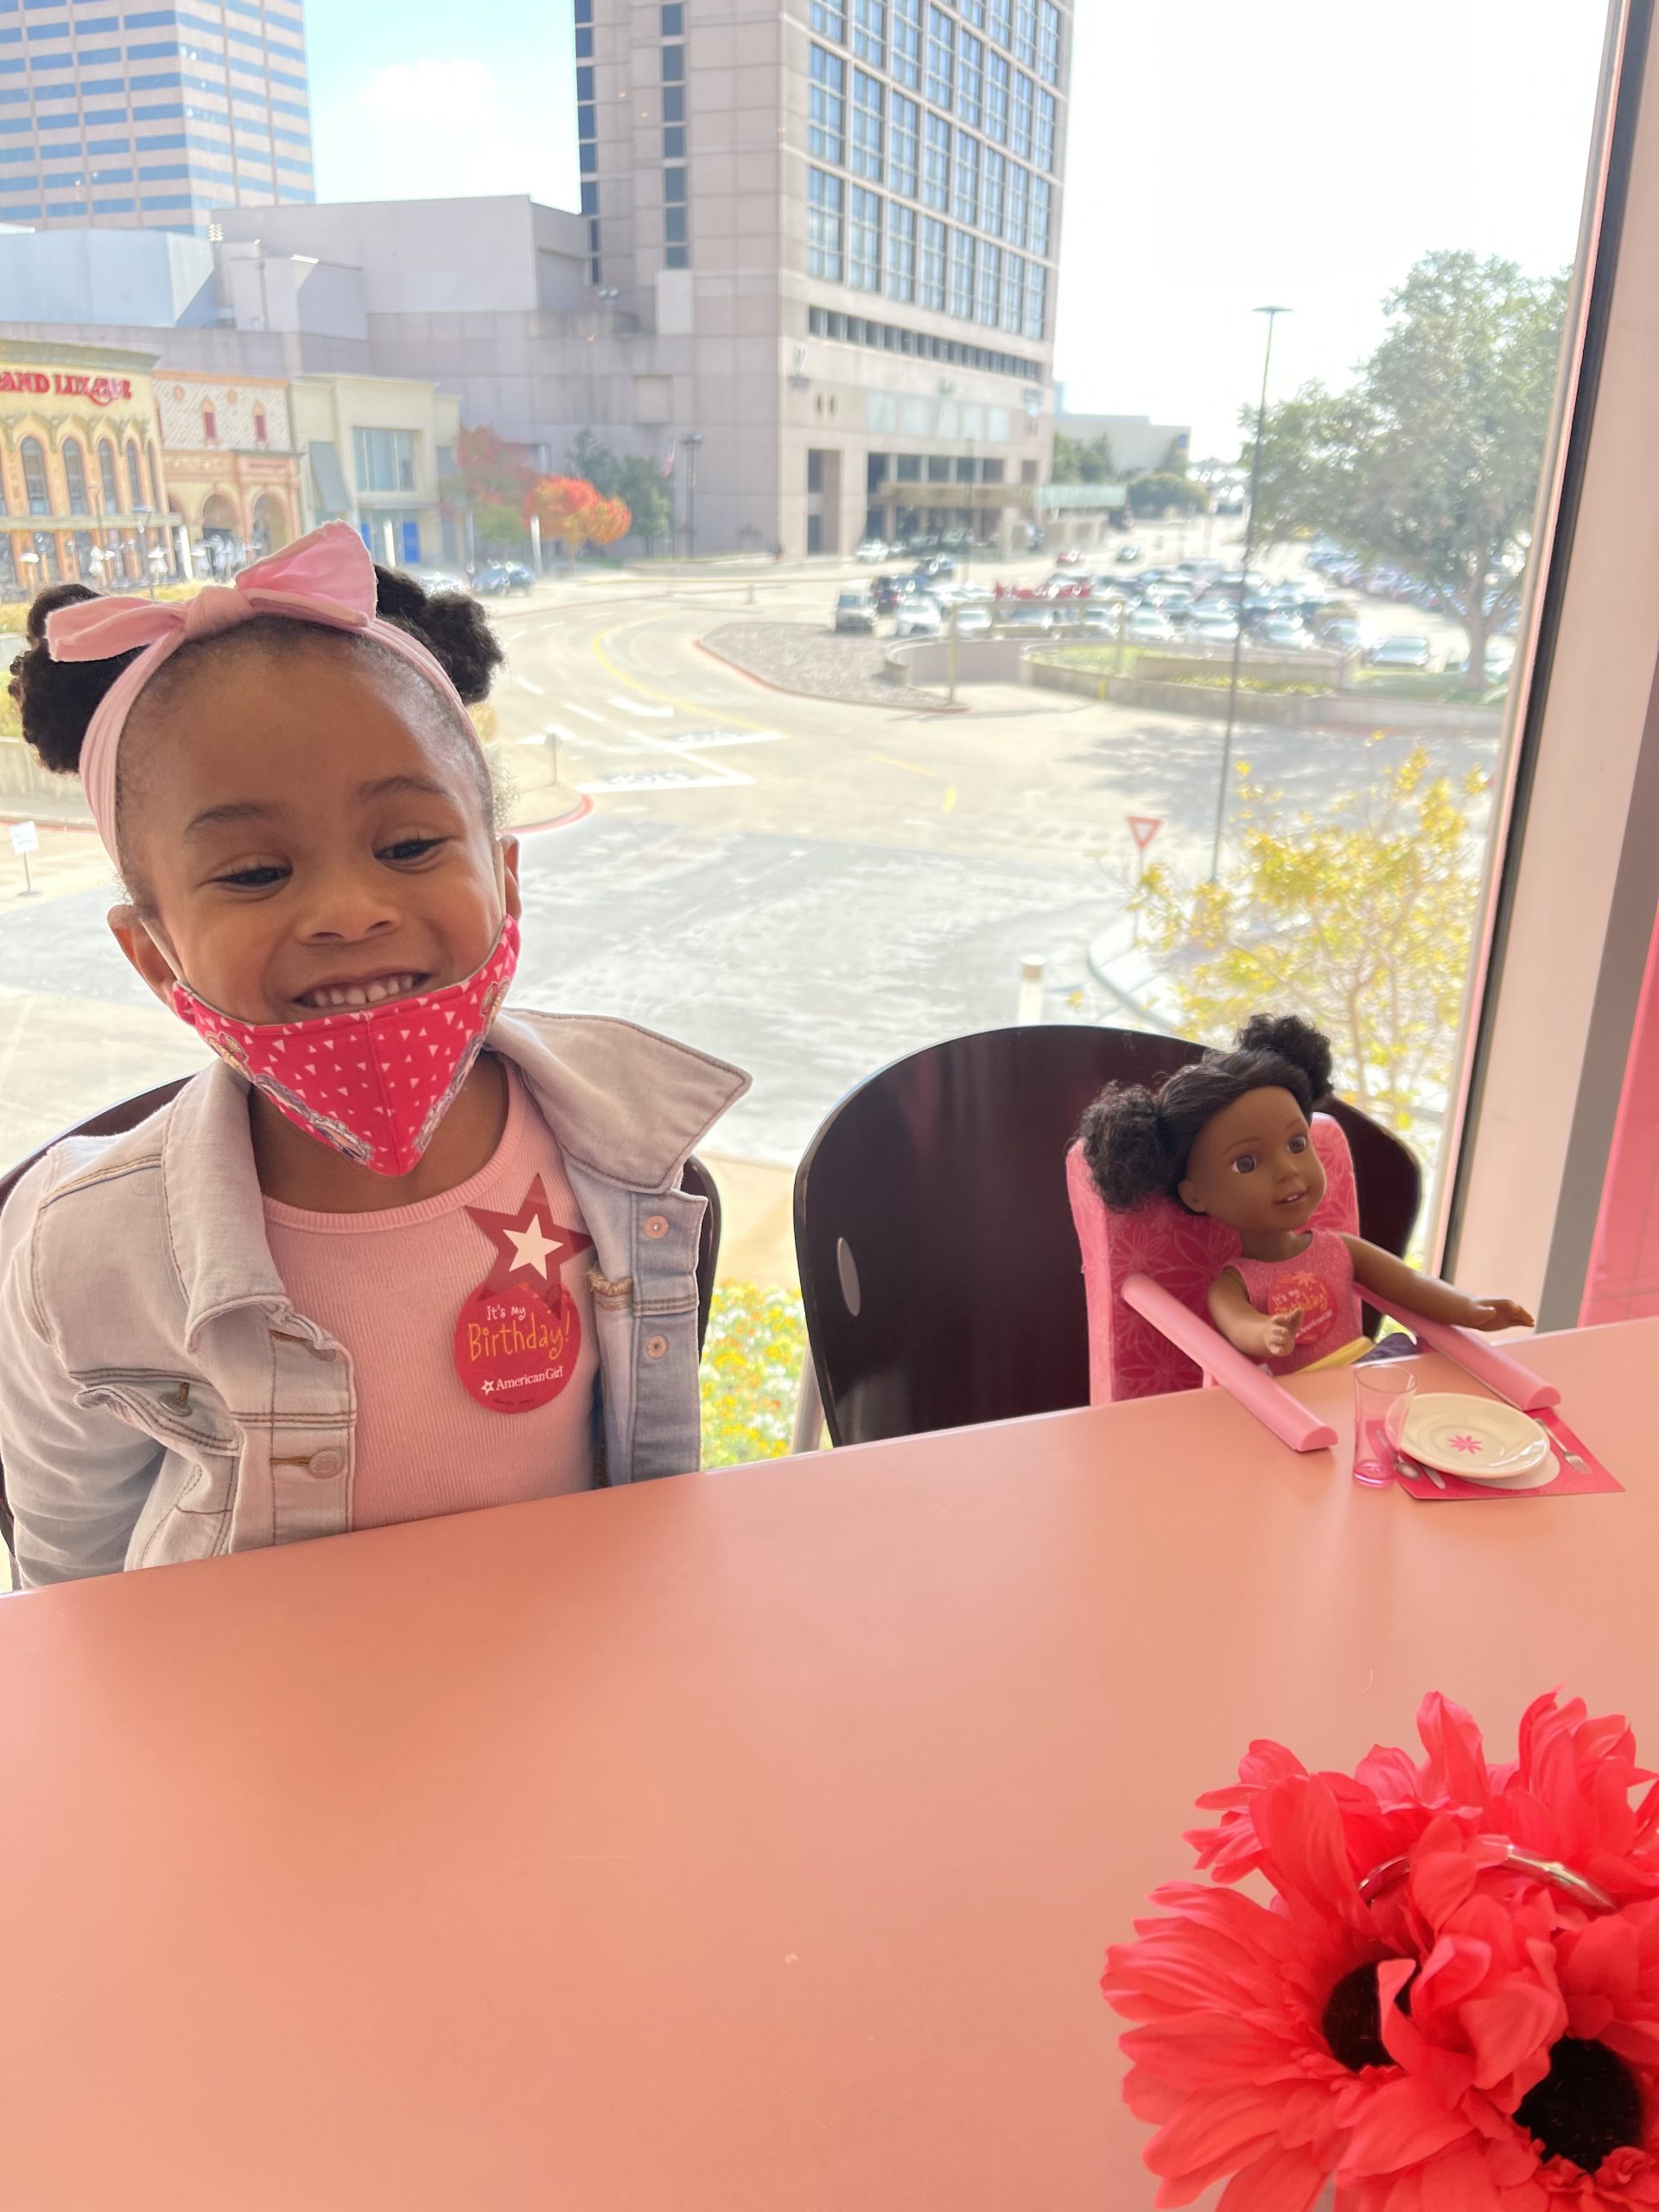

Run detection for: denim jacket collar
[[128, 1008, 750, 1348]]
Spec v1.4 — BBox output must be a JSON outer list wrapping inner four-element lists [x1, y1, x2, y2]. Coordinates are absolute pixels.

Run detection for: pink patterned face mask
[[172, 915, 520, 1178]]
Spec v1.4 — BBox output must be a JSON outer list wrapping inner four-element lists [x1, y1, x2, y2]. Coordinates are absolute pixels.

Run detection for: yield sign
[[1127, 814, 1163, 852]]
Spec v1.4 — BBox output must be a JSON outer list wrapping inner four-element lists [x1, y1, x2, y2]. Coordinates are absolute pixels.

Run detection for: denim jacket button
[[308, 1448, 345, 1479], [645, 1334, 668, 1360], [644, 1215, 669, 1240]]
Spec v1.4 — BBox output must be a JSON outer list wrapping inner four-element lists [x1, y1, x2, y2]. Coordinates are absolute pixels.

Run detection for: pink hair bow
[[39, 520, 474, 863], [45, 518, 379, 664]]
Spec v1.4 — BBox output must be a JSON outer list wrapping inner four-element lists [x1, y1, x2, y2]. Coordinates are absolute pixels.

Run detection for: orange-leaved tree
[[587, 495, 632, 551], [524, 475, 604, 559]]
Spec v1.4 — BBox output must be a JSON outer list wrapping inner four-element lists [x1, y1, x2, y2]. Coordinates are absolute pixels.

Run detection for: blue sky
[[303, 0, 1613, 454]]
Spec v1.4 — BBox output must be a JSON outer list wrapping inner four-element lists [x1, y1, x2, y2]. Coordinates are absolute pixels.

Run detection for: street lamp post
[[1209, 304, 1290, 882], [682, 430, 703, 560]]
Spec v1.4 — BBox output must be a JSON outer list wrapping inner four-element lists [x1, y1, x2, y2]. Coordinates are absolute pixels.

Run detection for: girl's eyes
[[1231, 1153, 1257, 1175], [1288, 1134, 1308, 1155], [209, 837, 448, 889]]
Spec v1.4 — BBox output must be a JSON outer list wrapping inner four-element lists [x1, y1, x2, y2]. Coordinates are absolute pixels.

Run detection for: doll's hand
[[1259, 1306, 1305, 1360], [1465, 1296, 1535, 1333]]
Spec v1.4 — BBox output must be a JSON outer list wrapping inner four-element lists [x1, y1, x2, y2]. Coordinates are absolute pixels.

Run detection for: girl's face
[[1178, 1084, 1326, 1236], [110, 637, 519, 1024]]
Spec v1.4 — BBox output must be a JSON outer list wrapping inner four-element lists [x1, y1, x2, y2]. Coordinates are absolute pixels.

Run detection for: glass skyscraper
[[0, 0, 314, 235]]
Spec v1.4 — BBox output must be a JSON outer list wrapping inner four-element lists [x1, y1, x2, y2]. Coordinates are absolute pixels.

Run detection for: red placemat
[[1394, 1410, 1623, 1502]]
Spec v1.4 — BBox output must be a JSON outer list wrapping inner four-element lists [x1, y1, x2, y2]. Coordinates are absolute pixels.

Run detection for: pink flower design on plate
[[1451, 1432, 1486, 1455]]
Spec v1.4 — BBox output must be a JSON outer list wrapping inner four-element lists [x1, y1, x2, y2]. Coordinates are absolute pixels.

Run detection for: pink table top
[[3, 1320, 1655, 2210]]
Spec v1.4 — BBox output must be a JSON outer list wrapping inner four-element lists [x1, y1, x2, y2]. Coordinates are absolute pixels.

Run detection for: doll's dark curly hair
[[7, 563, 503, 779], [1078, 1013, 1336, 1211]]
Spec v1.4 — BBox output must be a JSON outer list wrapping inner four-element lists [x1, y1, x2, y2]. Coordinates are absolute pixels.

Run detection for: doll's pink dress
[[1226, 1229, 1368, 1377]]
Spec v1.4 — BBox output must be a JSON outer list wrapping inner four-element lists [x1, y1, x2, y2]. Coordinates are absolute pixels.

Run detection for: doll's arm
[[1208, 1268, 1303, 1362], [1343, 1238, 1535, 1332]]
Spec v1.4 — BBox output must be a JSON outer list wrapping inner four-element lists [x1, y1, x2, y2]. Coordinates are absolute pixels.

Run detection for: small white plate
[[1401, 1395, 1551, 1479]]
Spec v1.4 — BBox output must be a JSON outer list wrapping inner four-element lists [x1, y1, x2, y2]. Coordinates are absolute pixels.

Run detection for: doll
[[1077, 1014, 1534, 1376]]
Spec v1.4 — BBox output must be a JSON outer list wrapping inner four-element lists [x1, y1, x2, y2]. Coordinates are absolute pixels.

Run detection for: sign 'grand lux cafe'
[[0, 341, 176, 597]]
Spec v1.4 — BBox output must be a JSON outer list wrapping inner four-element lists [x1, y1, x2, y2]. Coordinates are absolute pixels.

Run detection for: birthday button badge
[[454, 1173, 594, 1413]]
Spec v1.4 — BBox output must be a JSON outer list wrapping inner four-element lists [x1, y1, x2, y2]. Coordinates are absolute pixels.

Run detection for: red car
[[1055, 547, 1086, 567]]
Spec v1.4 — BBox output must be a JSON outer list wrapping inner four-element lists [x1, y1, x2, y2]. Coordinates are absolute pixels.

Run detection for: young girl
[[0, 521, 747, 1587], [1079, 1013, 1532, 1374]]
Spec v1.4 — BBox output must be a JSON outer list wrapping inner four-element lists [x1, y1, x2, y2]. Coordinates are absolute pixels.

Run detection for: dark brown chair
[[792, 1024, 1421, 1450], [0, 1078, 724, 1575]]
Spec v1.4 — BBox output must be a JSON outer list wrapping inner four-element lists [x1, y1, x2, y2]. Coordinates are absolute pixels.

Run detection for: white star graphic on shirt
[[506, 1215, 560, 1276]]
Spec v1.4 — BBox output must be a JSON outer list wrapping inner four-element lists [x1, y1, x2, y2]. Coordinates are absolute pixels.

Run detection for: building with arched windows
[[156, 372, 303, 570], [0, 340, 176, 598]]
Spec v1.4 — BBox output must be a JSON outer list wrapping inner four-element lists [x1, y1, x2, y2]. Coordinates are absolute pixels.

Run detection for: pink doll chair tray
[[1066, 1114, 1560, 1455]]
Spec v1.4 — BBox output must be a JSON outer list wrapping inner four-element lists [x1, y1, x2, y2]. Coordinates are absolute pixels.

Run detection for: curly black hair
[[1078, 1013, 1336, 1211], [7, 563, 504, 779]]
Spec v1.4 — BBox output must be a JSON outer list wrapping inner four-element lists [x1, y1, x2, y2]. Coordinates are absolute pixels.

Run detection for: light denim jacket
[[0, 1010, 750, 1588]]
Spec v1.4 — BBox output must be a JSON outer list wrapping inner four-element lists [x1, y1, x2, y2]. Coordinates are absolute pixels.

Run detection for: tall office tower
[[577, 0, 1070, 554], [0, 0, 314, 237]]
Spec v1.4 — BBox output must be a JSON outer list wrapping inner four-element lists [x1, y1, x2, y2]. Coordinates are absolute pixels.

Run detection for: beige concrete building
[[156, 371, 302, 565], [289, 373, 461, 569], [208, 0, 1073, 556]]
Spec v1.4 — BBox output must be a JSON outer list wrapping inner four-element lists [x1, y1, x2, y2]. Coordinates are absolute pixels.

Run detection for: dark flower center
[[1515, 2037, 1645, 2175], [1321, 1961, 1412, 2071]]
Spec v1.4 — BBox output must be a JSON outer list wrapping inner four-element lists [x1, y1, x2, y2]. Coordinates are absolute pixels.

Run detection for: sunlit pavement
[[0, 539, 1496, 1243]]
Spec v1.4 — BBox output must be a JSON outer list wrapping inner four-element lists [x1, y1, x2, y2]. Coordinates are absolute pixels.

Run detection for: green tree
[[1132, 748, 1489, 1136], [1052, 429, 1116, 485], [617, 455, 674, 552], [1127, 470, 1209, 518], [470, 500, 528, 556], [1246, 251, 1567, 690], [567, 429, 623, 496]]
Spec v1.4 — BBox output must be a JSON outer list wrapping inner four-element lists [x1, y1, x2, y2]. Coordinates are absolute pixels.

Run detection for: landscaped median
[[1024, 645, 1507, 735]]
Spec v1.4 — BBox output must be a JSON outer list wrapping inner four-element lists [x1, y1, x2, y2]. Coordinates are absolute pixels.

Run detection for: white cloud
[[313, 54, 579, 209]]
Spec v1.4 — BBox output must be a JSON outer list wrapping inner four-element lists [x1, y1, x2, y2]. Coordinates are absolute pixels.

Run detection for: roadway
[[0, 537, 1497, 1179]]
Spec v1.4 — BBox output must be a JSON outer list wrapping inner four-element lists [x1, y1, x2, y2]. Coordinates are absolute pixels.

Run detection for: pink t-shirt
[[1226, 1228, 1365, 1376], [263, 1062, 600, 1529]]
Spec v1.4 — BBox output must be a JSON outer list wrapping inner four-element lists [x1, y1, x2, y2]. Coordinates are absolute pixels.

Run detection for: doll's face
[[1178, 1085, 1325, 1236]]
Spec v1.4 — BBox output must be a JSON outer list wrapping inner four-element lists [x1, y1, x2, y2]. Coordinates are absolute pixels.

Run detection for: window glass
[[1001, 245, 1024, 331], [888, 90, 919, 198], [352, 427, 416, 493], [1010, 66, 1033, 158], [851, 68, 882, 181], [925, 3, 953, 108], [957, 31, 984, 130], [950, 126, 978, 226], [809, 44, 845, 165], [983, 47, 1010, 143], [849, 183, 880, 289], [976, 238, 1001, 325], [1012, 0, 1037, 67], [922, 109, 950, 211], [97, 438, 118, 509], [947, 225, 976, 317], [810, 0, 847, 39], [1036, 0, 1061, 83], [885, 199, 916, 300], [1006, 157, 1028, 249], [888, 0, 921, 88], [1028, 171, 1050, 256], [853, 0, 884, 67], [61, 438, 88, 514], [979, 143, 1005, 236], [1034, 86, 1056, 171], [808, 163, 844, 279], [20, 435, 48, 515], [919, 211, 946, 308], [124, 440, 147, 508], [987, 0, 1013, 45]]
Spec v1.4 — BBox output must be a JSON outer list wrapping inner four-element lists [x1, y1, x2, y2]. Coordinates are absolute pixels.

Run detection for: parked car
[[855, 537, 888, 563], [1054, 547, 1086, 568], [1188, 613, 1241, 645], [1124, 606, 1178, 642], [1367, 633, 1435, 671], [1317, 617, 1364, 653], [1114, 543, 1142, 564], [404, 564, 473, 596], [922, 554, 957, 579], [1259, 616, 1312, 652], [834, 590, 877, 634], [893, 596, 944, 638], [473, 560, 536, 596], [952, 606, 994, 639], [997, 604, 1058, 632], [871, 575, 906, 613]]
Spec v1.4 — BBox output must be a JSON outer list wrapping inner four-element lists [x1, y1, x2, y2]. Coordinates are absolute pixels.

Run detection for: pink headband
[[44, 519, 479, 861]]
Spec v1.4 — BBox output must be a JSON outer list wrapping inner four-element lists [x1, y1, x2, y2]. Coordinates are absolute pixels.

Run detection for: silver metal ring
[[1357, 1845, 1617, 1916]]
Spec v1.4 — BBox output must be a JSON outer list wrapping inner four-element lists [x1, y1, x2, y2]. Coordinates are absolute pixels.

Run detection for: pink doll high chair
[[1066, 1116, 1559, 1453]]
